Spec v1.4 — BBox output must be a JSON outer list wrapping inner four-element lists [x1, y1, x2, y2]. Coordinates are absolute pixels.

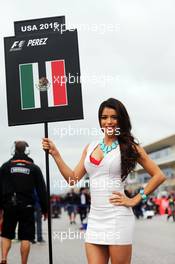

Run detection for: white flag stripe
[[45, 61, 54, 107], [32, 63, 40, 108]]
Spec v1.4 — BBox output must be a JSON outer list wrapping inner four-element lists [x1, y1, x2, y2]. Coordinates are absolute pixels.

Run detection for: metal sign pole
[[44, 122, 53, 264]]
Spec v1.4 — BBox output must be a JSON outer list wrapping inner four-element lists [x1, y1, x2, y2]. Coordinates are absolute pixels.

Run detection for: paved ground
[[1, 211, 175, 264]]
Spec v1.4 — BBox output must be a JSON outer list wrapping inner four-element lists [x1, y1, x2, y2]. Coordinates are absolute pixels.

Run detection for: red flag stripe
[[51, 60, 67, 106]]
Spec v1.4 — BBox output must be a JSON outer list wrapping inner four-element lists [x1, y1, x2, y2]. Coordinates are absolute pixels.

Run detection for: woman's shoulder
[[87, 139, 100, 149], [83, 140, 99, 154]]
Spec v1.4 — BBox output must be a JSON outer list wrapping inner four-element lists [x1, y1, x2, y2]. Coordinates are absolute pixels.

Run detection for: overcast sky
[[0, 0, 175, 193]]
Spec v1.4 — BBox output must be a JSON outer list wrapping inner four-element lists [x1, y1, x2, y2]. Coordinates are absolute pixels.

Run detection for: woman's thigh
[[85, 243, 109, 264], [109, 244, 132, 264]]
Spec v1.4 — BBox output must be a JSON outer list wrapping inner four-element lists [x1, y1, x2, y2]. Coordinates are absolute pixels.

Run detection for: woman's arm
[[42, 138, 88, 186], [109, 145, 166, 207], [130, 145, 166, 205]]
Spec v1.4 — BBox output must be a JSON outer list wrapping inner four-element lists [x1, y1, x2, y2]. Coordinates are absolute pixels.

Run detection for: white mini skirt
[[85, 207, 135, 245]]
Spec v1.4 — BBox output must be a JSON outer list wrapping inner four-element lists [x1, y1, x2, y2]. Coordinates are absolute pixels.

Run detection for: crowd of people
[[50, 188, 90, 229], [124, 189, 175, 220], [50, 188, 175, 226]]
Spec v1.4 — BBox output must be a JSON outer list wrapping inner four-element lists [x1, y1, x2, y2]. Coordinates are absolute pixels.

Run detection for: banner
[[4, 29, 83, 126]]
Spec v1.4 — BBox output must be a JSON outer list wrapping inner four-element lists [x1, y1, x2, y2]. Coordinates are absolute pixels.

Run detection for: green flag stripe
[[20, 64, 35, 109]]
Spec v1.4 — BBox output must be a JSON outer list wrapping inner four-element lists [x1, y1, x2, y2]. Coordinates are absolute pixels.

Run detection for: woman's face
[[100, 107, 119, 137]]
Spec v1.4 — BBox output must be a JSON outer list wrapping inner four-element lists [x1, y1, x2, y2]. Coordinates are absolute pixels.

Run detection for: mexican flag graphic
[[19, 60, 68, 110]]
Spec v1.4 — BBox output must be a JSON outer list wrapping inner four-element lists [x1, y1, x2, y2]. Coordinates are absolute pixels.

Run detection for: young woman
[[42, 98, 166, 264]]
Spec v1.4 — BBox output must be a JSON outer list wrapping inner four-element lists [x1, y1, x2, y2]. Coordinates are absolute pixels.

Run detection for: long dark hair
[[98, 98, 140, 181]]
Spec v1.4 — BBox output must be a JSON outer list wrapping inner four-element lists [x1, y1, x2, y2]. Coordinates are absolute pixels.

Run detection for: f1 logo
[[10, 40, 25, 51]]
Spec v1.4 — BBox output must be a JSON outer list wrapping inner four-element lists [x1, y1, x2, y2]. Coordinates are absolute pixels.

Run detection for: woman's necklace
[[99, 139, 119, 156]]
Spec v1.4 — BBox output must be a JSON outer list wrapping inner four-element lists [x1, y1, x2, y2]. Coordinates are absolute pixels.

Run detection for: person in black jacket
[[0, 141, 47, 264]]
